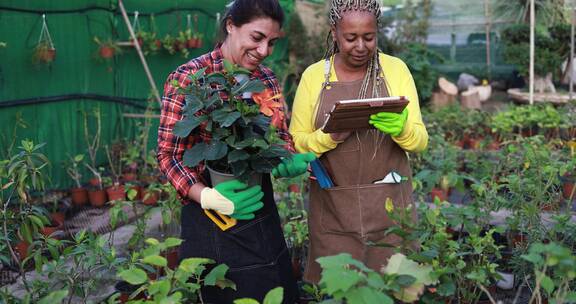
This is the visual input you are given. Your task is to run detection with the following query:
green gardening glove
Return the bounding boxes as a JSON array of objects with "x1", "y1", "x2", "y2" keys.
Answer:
[
  {"x1": 272, "y1": 152, "x2": 316, "y2": 178},
  {"x1": 200, "y1": 180, "x2": 264, "y2": 220},
  {"x1": 369, "y1": 108, "x2": 409, "y2": 137}
]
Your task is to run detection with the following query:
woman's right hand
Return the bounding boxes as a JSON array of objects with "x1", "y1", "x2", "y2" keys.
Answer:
[
  {"x1": 330, "y1": 132, "x2": 352, "y2": 142},
  {"x1": 199, "y1": 180, "x2": 264, "y2": 220}
]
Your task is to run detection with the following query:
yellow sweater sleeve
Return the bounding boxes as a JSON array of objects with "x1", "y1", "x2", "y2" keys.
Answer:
[
  {"x1": 382, "y1": 54, "x2": 429, "y2": 152},
  {"x1": 289, "y1": 63, "x2": 341, "y2": 156},
  {"x1": 289, "y1": 54, "x2": 428, "y2": 156}
]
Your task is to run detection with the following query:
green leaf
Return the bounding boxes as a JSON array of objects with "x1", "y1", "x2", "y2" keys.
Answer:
[
  {"x1": 436, "y1": 280, "x2": 456, "y2": 296},
  {"x1": 220, "y1": 112, "x2": 241, "y2": 127},
  {"x1": 540, "y1": 273, "x2": 554, "y2": 295},
  {"x1": 207, "y1": 72, "x2": 227, "y2": 86},
  {"x1": 232, "y1": 79, "x2": 266, "y2": 95},
  {"x1": 383, "y1": 253, "x2": 436, "y2": 285},
  {"x1": 396, "y1": 274, "x2": 417, "y2": 287},
  {"x1": 148, "y1": 280, "x2": 171, "y2": 297},
  {"x1": 37, "y1": 290, "x2": 68, "y2": 304},
  {"x1": 319, "y1": 268, "x2": 361, "y2": 294},
  {"x1": 142, "y1": 255, "x2": 168, "y2": 267},
  {"x1": 230, "y1": 161, "x2": 248, "y2": 177},
  {"x1": 263, "y1": 287, "x2": 284, "y2": 304},
  {"x1": 233, "y1": 299, "x2": 259, "y2": 304},
  {"x1": 118, "y1": 267, "x2": 148, "y2": 285},
  {"x1": 205, "y1": 140, "x2": 228, "y2": 161},
  {"x1": 190, "y1": 67, "x2": 207, "y2": 81},
  {"x1": 179, "y1": 258, "x2": 213, "y2": 274},
  {"x1": 223, "y1": 60, "x2": 235, "y2": 74},
  {"x1": 522, "y1": 253, "x2": 543, "y2": 265},
  {"x1": 204, "y1": 264, "x2": 229, "y2": 286},
  {"x1": 183, "y1": 95, "x2": 204, "y2": 115},
  {"x1": 173, "y1": 115, "x2": 207, "y2": 137},
  {"x1": 183, "y1": 143, "x2": 207, "y2": 167},
  {"x1": 228, "y1": 150, "x2": 250, "y2": 163},
  {"x1": 346, "y1": 286, "x2": 393, "y2": 304},
  {"x1": 163, "y1": 237, "x2": 183, "y2": 249}
]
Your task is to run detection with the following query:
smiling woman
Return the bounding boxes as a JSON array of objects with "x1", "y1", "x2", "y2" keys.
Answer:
[{"x1": 156, "y1": 0, "x2": 308, "y2": 303}]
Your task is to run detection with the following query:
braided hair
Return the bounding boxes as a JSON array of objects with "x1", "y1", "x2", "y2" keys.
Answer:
[{"x1": 324, "y1": 0, "x2": 383, "y2": 99}]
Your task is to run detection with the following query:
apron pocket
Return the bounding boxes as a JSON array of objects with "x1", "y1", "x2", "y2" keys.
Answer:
[
  {"x1": 320, "y1": 182, "x2": 413, "y2": 235},
  {"x1": 216, "y1": 214, "x2": 276, "y2": 270}
]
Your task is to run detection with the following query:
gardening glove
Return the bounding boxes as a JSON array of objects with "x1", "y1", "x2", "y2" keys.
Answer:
[
  {"x1": 369, "y1": 108, "x2": 409, "y2": 137},
  {"x1": 272, "y1": 152, "x2": 316, "y2": 178},
  {"x1": 200, "y1": 180, "x2": 264, "y2": 220}
]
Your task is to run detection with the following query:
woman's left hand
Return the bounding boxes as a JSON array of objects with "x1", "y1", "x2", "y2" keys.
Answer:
[
  {"x1": 369, "y1": 108, "x2": 409, "y2": 137},
  {"x1": 272, "y1": 152, "x2": 316, "y2": 178}
]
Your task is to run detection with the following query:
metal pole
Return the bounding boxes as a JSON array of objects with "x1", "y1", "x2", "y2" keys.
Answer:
[
  {"x1": 484, "y1": 0, "x2": 492, "y2": 80},
  {"x1": 118, "y1": 0, "x2": 162, "y2": 106},
  {"x1": 529, "y1": 0, "x2": 535, "y2": 105}
]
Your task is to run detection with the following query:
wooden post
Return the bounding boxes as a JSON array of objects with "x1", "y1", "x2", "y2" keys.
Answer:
[
  {"x1": 484, "y1": 0, "x2": 492, "y2": 80},
  {"x1": 571, "y1": 2, "x2": 575, "y2": 100},
  {"x1": 118, "y1": 0, "x2": 162, "y2": 106},
  {"x1": 529, "y1": 0, "x2": 535, "y2": 105}
]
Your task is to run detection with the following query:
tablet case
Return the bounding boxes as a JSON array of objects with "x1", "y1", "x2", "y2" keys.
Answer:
[{"x1": 321, "y1": 96, "x2": 409, "y2": 133}]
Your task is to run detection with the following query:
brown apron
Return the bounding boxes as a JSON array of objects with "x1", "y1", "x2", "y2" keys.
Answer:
[{"x1": 304, "y1": 69, "x2": 416, "y2": 284}]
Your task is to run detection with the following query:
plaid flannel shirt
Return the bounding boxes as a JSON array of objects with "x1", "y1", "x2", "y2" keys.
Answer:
[{"x1": 157, "y1": 45, "x2": 295, "y2": 202}]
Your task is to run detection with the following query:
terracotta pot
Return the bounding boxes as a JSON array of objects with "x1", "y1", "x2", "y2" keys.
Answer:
[
  {"x1": 36, "y1": 47, "x2": 56, "y2": 63},
  {"x1": 466, "y1": 137, "x2": 482, "y2": 150},
  {"x1": 115, "y1": 281, "x2": 145, "y2": 303},
  {"x1": 122, "y1": 173, "x2": 138, "y2": 183},
  {"x1": 563, "y1": 179, "x2": 575, "y2": 201},
  {"x1": 99, "y1": 46, "x2": 115, "y2": 58},
  {"x1": 106, "y1": 185, "x2": 126, "y2": 202},
  {"x1": 40, "y1": 225, "x2": 60, "y2": 238},
  {"x1": 291, "y1": 256, "x2": 302, "y2": 280},
  {"x1": 142, "y1": 190, "x2": 159, "y2": 206},
  {"x1": 50, "y1": 212, "x2": 66, "y2": 227},
  {"x1": 89, "y1": 178, "x2": 102, "y2": 187},
  {"x1": 512, "y1": 233, "x2": 528, "y2": 248},
  {"x1": 70, "y1": 187, "x2": 89, "y2": 206},
  {"x1": 430, "y1": 188, "x2": 449, "y2": 202},
  {"x1": 187, "y1": 38, "x2": 201, "y2": 49},
  {"x1": 128, "y1": 185, "x2": 143, "y2": 201},
  {"x1": 88, "y1": 189, "x2": 108, "y2": 207},
  {"x1": 164, "y1": 248, "x2": 179, "y2": 270},
  {"x1": 15, "y1": 241, "x2": 29, "y2": 261}
]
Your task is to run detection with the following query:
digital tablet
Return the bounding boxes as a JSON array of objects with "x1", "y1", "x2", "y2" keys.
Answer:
[{"x1": 321, "y1": 96, "x2": 409, "y2": 133}]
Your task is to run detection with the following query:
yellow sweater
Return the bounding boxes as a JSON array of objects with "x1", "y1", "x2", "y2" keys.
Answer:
[{"x1": 289, "y1": 53, "x2": 428, "y2": 156}]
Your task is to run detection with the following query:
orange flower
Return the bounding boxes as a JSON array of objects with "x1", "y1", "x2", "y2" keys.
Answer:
[
  {"x1": 270, "y1": 108, "x2": 285, "y2": 128},
  {"x1": 253, "y1": 89, "x2": 282, "y2": 117}
]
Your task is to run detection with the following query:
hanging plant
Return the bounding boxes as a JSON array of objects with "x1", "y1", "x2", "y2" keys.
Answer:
[
  {"x1": 33, "y1": 14, "x2": 56, "y2": 64},
  {"x1": 94, "y1": 37, "x2": 122, "y2": 59}
]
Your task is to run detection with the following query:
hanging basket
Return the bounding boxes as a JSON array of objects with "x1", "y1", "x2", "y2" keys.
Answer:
[
  {"x1": 34, "y1": 14, "x2": 56, "y2": 64},
  {"x1": 34, "y1": 43, "x2": 56, "y2": 63}
]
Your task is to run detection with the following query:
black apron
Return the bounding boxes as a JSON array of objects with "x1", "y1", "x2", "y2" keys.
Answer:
[{"x1": 180, "y1": 172, "x2": 299, "y2": 304}]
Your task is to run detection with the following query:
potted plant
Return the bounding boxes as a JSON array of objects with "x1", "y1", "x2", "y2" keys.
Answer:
[
  {"x1": 105, "y1": 145, "x2": 125, "y2": 202},
  {"x1": 65, "y1": 154, "x2": 88, "y2": 206},
  {"x1": 33, "y1": 41, "x2": 56, "y2": 64},
  {"x1": 93, "y1": 37, "x2": 121, "y2": 59},
  {"x1": 0, "y1": 140, "x2": 51, "y2": 287},
  {"x1": 173, "y1": 60, "x2": 291, "y2": 184},
  {"x1": 142, "y1": 182, "x2": 162, "y2": 206},
  {"x1": 84, "y1": 164, "x2": 107, "y2": 207}
]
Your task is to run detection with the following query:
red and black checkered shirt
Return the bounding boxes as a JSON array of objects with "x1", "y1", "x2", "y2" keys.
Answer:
[{"x1": 157, "y1": 44, "x2": 295, "y2": 202}]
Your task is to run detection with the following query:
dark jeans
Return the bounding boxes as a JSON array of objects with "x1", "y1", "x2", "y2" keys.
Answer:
[{"x1": 179, "y1": 174, "x2": 299, "y2": 304}]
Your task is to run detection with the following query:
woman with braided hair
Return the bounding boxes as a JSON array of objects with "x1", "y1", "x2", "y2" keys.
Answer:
[{"x1": 289, "y1": 0, "x2": 428, "y2": 283}]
